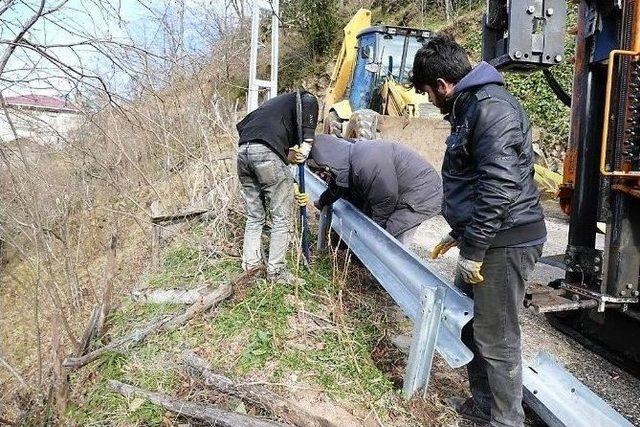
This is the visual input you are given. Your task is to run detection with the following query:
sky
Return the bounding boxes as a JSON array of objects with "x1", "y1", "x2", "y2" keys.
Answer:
[{"x1": 0, "y1": 0, "x2": 238, "y2": 99}]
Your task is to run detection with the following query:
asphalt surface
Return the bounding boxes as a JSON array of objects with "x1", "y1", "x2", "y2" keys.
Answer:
[{"x1": 411, "y1": 212, "x2": 640, "y2": 426}]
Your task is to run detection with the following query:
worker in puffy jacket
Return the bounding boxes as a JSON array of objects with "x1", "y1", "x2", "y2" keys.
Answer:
[
  {"x1": 308, "y1": 134, "x2": 442, "y2": 245},
  {"x1": 236, "y1": 91, "x2": 318, "y2": 282},
  {"x1": 412, "y1": 35, "x2": 546, "y2": 427}
]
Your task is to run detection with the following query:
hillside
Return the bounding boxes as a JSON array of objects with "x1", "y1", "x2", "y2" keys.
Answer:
[
  {"x1": 281, "y1": 2, "x2": 573, "y2": 171},
  {"x1": 0, "y1": 1, "x2": 576, "y2": 425}
]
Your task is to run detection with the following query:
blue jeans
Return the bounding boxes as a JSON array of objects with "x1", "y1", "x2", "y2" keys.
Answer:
[
  {"x1": 237, "y1": 143, "x2": 293, "y2": 275},
  {"x1": 455, "y1": 244, "x2": 543, "y2": 427}
]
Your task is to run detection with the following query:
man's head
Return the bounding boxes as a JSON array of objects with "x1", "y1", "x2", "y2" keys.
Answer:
[
  {"x1": 308, "y1": 134, "x2": 352, "y2": 188},
  {"x1": 411, "y1": 35, "x2": 472, "y2": 114}
]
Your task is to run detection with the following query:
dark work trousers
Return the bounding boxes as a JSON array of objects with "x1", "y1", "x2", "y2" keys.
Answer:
[{"x1": 455, "y1": 244, "x2": 543, "y2": 427}]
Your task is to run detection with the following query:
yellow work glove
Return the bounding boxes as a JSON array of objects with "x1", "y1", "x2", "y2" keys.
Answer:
[
  {"x1": 457, "y1": 255, "x2": 484, "y2": 284},
  {"x1": 293, "y1": 184, "x2": 309, "y2": 207},
  {"x1": 430, "y1": 234, "x2": 458, "y2": 259},
  {"x1": 288, "y1": 141, "x2": 313, "y2": 164}
]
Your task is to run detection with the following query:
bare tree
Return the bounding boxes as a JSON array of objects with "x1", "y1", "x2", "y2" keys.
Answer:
[{"x1": 0, "y1": 0, "x2": 251, "y2": 422}]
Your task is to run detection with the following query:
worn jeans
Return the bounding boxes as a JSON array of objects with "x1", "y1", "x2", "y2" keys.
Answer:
[
  {"x1": 455, "y1": 244, "x2": 543, "y2": 427},
  {"x1": 237, "y1": 142, "x2": 293, "y2": 275}
]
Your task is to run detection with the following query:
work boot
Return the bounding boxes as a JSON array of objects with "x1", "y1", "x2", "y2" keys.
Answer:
[{"x1": 445, "y1": 396, "x2": 491, "y2": 425}]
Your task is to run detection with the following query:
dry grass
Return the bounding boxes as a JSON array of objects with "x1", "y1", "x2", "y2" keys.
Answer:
[{"x1": 0, "y1": 46, "x2": 246, "y2": 421}]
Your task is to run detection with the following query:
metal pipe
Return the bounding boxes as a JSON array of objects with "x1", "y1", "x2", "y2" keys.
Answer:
[{"x1": 566, "y1": 2, "x2": 604, "y2": 286}]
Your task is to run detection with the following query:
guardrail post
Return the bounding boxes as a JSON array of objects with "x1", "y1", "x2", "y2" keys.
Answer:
[
  {"x1": 403, "y1": 284, "x2": 447, "y2": 398},
  {"x1": 317, "y1": 205, "x2": 333, "y2": 252}
]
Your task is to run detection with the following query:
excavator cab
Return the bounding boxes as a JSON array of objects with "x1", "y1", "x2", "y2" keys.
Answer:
[
  {"x1": 323, "y1": 9, "x2": 450, "y2": 169},
  {"x1": 323, "y1": 9, "x2": 443, "y2": 140},
  {"x1": 349, "y1": 26, "x2": 430, "y2": 112}
]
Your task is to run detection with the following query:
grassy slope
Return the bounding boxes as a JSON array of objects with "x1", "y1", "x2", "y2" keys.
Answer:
[{"x1": 61, "y1": 217, "x2": 466, "y2": 426}]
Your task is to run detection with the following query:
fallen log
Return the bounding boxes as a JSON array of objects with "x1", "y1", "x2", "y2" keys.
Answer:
[
  {"x1": 183, "y1": 351, "x2": 337, "y2": 427},
  {"x1": 108, "y1": 380, "x2": 288, "y2": 427},
  {"x1": 131, "y1": 287, "x2": 206, "y2": 305},
  {"x1": 151, "y1": 208, "x2": 210, "y2": 225},
  {"x1": 63, "y1": 269, "x2": 261, "y2": 370}
]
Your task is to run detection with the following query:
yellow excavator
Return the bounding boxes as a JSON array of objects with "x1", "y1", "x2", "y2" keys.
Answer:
[
  {"x1": 322, "y1": 9, "x2": 449, "y2": 169},
  {"x1": 322, "y1": 8, "x2": 563, "y2": 191}
]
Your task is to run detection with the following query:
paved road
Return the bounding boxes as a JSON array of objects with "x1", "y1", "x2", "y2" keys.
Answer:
[{"x1": 412, "y1": 213, "x2": 640, "y2": 425}]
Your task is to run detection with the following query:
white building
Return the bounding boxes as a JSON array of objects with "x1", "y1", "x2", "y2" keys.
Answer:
[{"x1": 0, "y1": 95, "x2": 83, "y2": 147}]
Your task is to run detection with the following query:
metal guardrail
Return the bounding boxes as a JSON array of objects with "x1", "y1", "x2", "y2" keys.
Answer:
[
  {"x1": 304, "y1": 168, "x2": 474, "y2": 396},
  {"x1": 523, "y1": 352, "x2": 634, "y2": 427},
  {"x1": 302, "y1": 168, "x2": 637, "y2": 425}
]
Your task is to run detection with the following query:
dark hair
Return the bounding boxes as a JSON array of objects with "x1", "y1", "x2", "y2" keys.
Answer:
[{"x1": 411, "y1": 35, "x2": 472, "y2": 87}]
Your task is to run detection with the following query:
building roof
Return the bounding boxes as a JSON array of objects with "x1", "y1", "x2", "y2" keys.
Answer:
[{"x1": 4, "y1": 95, "x2": 79, "y2": 112}]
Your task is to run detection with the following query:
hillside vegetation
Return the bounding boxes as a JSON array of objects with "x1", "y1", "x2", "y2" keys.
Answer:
[{"x1": 0, "y1": 1, "x2": 573, "y2": 425}]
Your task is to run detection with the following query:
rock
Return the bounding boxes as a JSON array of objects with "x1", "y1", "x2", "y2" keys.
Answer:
[{"x1": 391, "y1": 333, "x2": 412, "y2": 355}]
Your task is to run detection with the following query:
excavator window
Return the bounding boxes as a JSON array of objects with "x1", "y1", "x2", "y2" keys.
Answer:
[{"x1": 378, "y1": 33, "x2": 424, "y2": 83}]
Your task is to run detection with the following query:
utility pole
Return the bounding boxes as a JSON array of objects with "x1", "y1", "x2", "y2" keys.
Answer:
[{"x1": 247, "y1": 0, "x2": 279, "y2": 113}]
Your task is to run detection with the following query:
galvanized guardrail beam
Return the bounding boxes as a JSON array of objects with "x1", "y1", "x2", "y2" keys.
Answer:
[
  {"x1": 523, "y1": 352, "x2": 634, "y2": 427},
  {"x1": 304, "y1": 168, "x2": 474, "y2": 395},
  {"x1": 302, "y1": 167, "x2": 637, "y2": 425}
]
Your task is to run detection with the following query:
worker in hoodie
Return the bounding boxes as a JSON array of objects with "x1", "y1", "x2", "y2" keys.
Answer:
[
  {"x1": 236, "y1": 91, "x2": 318, "y2": 282},
  {"x1": 412, "y1": 36, "x2": 546, "y2": 427},
  {"x1": 308, "y1": 134, "x2": 442, "y2": 246}
]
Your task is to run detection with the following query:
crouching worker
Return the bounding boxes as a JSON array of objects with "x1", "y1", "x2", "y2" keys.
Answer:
[
  {"x1": 308, "y1": 134, "x2": 442, "y2": 245},
  {"x1": 236, "y1": 91, "x2": 318, "y2": 281}
]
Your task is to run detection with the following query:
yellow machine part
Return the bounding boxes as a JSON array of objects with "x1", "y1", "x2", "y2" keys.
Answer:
[
  {"x1": 379, "y1": 79, "x2": 429, "y2": 117},
  {"x1": 534, "y1": 164, "x2": 563, "y2": 194},
  {"x1": 322, "y1": 9, "x2": 372, "y2": 118},
  {"x1": 331, "y1": 99, "x2": 353, "y2": 121}
]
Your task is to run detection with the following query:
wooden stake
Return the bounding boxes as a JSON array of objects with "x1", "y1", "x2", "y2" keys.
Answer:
[
  {"x1": 183, "y1": 351, "x2": 337, "y2": 427},
  {"x1": 108, "y1": 380, "x2": 288, "y2": 427}
]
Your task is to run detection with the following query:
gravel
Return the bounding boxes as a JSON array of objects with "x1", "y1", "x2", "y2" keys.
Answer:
[{"x1": 410, "y1": 211, "x2": 640, "y2": 426}]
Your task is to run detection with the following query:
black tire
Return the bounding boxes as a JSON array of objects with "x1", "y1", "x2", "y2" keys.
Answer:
[
  {"x1": 344, "y1": 109, "x2": 380, "y2": 140},
  {"x1": 326, "y1": 110, "x2": 346, "y2": 137}
]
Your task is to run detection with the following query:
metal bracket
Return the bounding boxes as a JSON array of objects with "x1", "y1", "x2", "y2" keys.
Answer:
[
  {"x1": 561, "y1": 282, "x2": 638, "y2": 312},
  {"x1": 482, "y1": 0, "x2": 567, "y2": 71},
  {"x1": 403, "y1": 285, "x2": 446, "y2": 398},
  {"x1": 564, "y1": 245, "x2": 603, "y2": 276}
]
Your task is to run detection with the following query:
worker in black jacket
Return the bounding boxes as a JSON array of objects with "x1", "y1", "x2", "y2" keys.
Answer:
[
  {"x1": 236, "y1": 91, "x2": 318, "y2": 281},
  {"x1": 412, "y1": 36, "x2": 546, "y2": 427},
  {"x1": 308, "y1": 134, "x2": 442, "y2": 245}
]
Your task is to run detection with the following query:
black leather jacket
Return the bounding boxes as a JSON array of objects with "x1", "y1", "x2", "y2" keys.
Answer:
[{"x1": 443, "y1": 84, "x2": 546, "y2": 261}]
